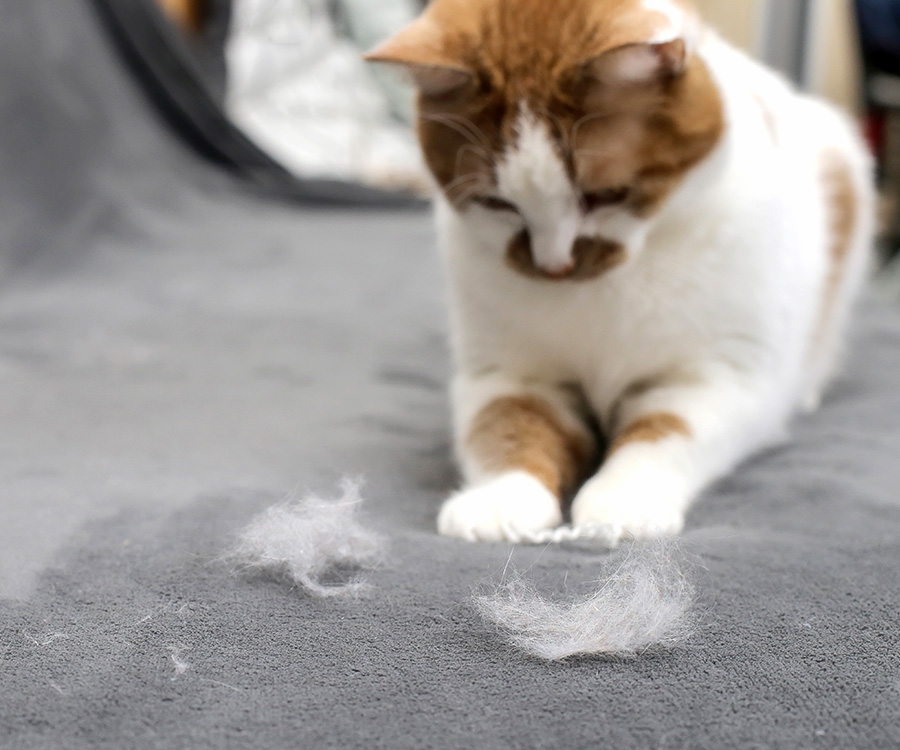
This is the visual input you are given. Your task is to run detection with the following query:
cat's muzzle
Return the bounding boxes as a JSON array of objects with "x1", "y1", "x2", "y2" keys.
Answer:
[{"x1": 506, "y1": 230, "x2": 627, "y2": 282}]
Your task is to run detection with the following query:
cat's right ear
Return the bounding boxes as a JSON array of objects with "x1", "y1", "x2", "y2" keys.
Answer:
[{"x1": 364, "y1": 20, "x2": 473, "y2": 97}]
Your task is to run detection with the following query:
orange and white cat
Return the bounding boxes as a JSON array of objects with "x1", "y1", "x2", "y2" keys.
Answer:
[{"x1": 367, "y1": 0, "x2": 875, "y2": 543}]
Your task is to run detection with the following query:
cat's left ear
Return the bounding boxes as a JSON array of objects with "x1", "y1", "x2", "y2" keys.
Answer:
[
  {"x1": 364, "y1": 20, "x2": 473, "y2": 97},
  {"x1": 583, "y1": 39, "x2": 688, "y2": 87}
]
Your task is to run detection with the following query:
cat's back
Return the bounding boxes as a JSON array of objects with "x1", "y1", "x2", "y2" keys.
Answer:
[
  {"x1": 697, "y1": 29, "x2": 868, "y2": 178},
  {"x1": 693, "y1": 26, "x2": 874, "y2": 403},
  {"x1": 686, "y1": 28, "x2": 872, "y2": 280}
]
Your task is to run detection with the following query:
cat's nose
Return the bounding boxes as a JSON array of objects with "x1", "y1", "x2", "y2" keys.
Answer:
[
  {"x1": 536, "y1": 254, "x2": 576, "y2": 276},
  {"x1": 529, "y1": 230, "x2": 577, "y2": 274},
  {"x1": 506, "y1": 230, "x2": 575, "y2": 279},
  {"x1": 542, "y1": 263, "x2": 576, "y2": 279}
]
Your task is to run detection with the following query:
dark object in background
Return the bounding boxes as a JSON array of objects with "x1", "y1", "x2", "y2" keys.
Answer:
[
  {"x1": 856, "y1": 0, "x2": 900, "y2": 77},
  {"x1": 855, "y1": 0, "x2": 900, "y2": 159},
  {"x1": 90, "y1": 0, "x2": 424, "y2": 207},
  {"x1": 856, "y1": 0, "x2": 900, "y2": 258},
  {"x1": 153, "y1": 0, "x2": 230, "y2": 103}
]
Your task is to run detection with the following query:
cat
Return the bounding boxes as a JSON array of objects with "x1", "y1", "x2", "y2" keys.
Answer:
[{"x1": 366, "y1": 0, "x2": 875, "y2": 543}]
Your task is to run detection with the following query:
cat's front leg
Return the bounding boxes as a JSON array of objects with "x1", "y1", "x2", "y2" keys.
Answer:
[
  {"x1": 572, "y1": 369, "x2": 788, "y2": 541},
  {"x1": 438, "y1": 372, "x2": 596, "y2": 542}
]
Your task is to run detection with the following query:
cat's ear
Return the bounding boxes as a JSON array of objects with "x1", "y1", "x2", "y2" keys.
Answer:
[
  {"x1": 584, "y1": 39, "x2": 688, "y2": 87},
  {"x1": 365, "y1": 20, "x2": 473, "y2": 97}
]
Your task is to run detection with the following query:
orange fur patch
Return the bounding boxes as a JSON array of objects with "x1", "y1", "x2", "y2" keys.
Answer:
[
  {"x1": 609, "y1": 412, "x2": 691, "y2": 454},
  {"x1": 466, "y1": 396, "x2": 595, "y2": 498},
  {"x1": 814, "y1": 148, "x2": 858, "y2": 348}
]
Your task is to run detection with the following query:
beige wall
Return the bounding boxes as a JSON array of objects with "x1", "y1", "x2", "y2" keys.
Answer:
[
  {"x1": 694, "y1": 0, "x2": 764, "y2": 54},
  {"x1": 693, "y1": 0, "x2": 862, "y2": 112},
  {"x1": 806, "y1": 0, "x2": 863, "y2": 113}
]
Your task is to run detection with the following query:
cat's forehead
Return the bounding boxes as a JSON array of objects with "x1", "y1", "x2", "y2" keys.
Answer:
[
  {"x1": 424, "y1": 0, "x2": 696, "y2": 71},
  {"x1": 367, "y1": 0, "x2": 701, "y2": 109}
]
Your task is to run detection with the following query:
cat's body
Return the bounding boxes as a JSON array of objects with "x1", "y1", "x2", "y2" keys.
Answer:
[{"x1": 368, "y1": 0, "x2": 875, "y2": 543}]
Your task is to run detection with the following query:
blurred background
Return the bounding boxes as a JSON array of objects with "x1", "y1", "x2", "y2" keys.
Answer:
[{"x1": 139, "y1": 0, "x2": 900, "y2": 264}]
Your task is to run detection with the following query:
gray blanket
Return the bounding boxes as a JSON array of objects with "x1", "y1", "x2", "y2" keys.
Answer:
[{"x1": 2, "y1": 2, "x2": 900, "y2": 749}]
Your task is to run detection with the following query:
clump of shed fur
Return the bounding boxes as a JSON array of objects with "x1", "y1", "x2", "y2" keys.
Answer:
[
  {"x1": 475, "y1": 542, "x2": 696, "y2": 660},
  {"x1": 231, "y1": 481, "x2": 386, "y2": 597}
]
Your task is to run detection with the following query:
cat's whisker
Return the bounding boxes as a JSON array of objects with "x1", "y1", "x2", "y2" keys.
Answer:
[
  {"x1": 443, "y1": 172, "x2": 485, "y2": 194},
  {"x1": 570, "y1": 111, "x2": 614, "y2": 145},
  {"x1": 422, "y1": 113, "x2": 493, "y2": 155},
  {"x1": 446, "y1": 114, "x2": 495, "y2": 153},
  {"x1": 458, "y1": 143, "x2": 491, "y2": 166},
  {"x1": 441, "y1": 171, "x2": 488, "y2": 199},
  {"x1": 449, "y1": 182, "x2": 490, "y2": 208},
  {"x1": 450, "y1": 182, "x2": 487, "y2": 204},
  {"x1": 532, "y1": 104, "x2": 568, "y2": 140},
  {"x1": 432, "y1": 112, "x2": 494, "y2": 152},
  {"x1": 454, "y1": 145, "x2": 491, "y2": 185},
  {"x1": 446, "y1": 149, "x2": 491, "y2": 199},
  {"x1": 444, "y1": 162, "x2": 489, "y2": 188},
  {"x1": 445, "y1": 184, "x2": 485, "y2": 206}
]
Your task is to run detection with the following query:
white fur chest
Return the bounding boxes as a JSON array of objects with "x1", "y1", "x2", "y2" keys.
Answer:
[{"x1": 439, "y1": 195, "x2": 787, "y2": 417}]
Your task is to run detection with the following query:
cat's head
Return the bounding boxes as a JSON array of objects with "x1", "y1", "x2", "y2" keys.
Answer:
[{"x1": 367, "y1": 0, "x2": 724, "y2": 281}]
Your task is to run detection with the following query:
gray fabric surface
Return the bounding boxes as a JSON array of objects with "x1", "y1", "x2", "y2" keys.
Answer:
[{"x1": 3, "y1": 2, "x2": 900, "y2": 749}]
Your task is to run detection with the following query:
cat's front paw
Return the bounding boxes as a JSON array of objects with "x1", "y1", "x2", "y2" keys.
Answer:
[
  {"x1": 437, "y1": 471, "x2": 562, "y2": 543},
  {"x1": 570, "y1": 470, "x2": 686, "y2": 542}
]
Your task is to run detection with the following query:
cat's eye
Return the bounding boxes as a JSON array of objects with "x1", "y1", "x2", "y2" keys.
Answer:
[
  {"x1": 472, "y1": 196, "x2": 519, "y2": 213},
  {"x1": 581, "y1": 188, "x2": 630, "y2": 212}
]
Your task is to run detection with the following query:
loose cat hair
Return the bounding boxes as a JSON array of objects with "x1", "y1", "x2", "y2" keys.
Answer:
[
  {"x1": 367, "y1": 0, "x2": 875, "y2": 543},
  {"x1": 475, "y1": 540, "x2": 696, "y2": 659}
]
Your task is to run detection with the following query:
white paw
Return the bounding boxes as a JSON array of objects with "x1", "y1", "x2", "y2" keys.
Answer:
[
  {"x1": 437, "y1": 471, "x2": 562, "y2": 543},
  {"x1": 570, "y1": 469, "x2": 687, "y2": 542}
]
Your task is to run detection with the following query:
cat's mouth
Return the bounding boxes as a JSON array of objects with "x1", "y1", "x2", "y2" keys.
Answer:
[{"x1": 506, "y1": 230, "x2": 626, "y2": 282}]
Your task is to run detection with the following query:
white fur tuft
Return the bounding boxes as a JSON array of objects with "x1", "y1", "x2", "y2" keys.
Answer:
[
  {"x1": 474, "y1": 542, "x2": 696, "y2": 660},
  {"x1": 230, "y1": 481, "x2": 386, "y2": 597},
  {"x1": 168, "y1": 645, "x2": 191, "y2": 677}
]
